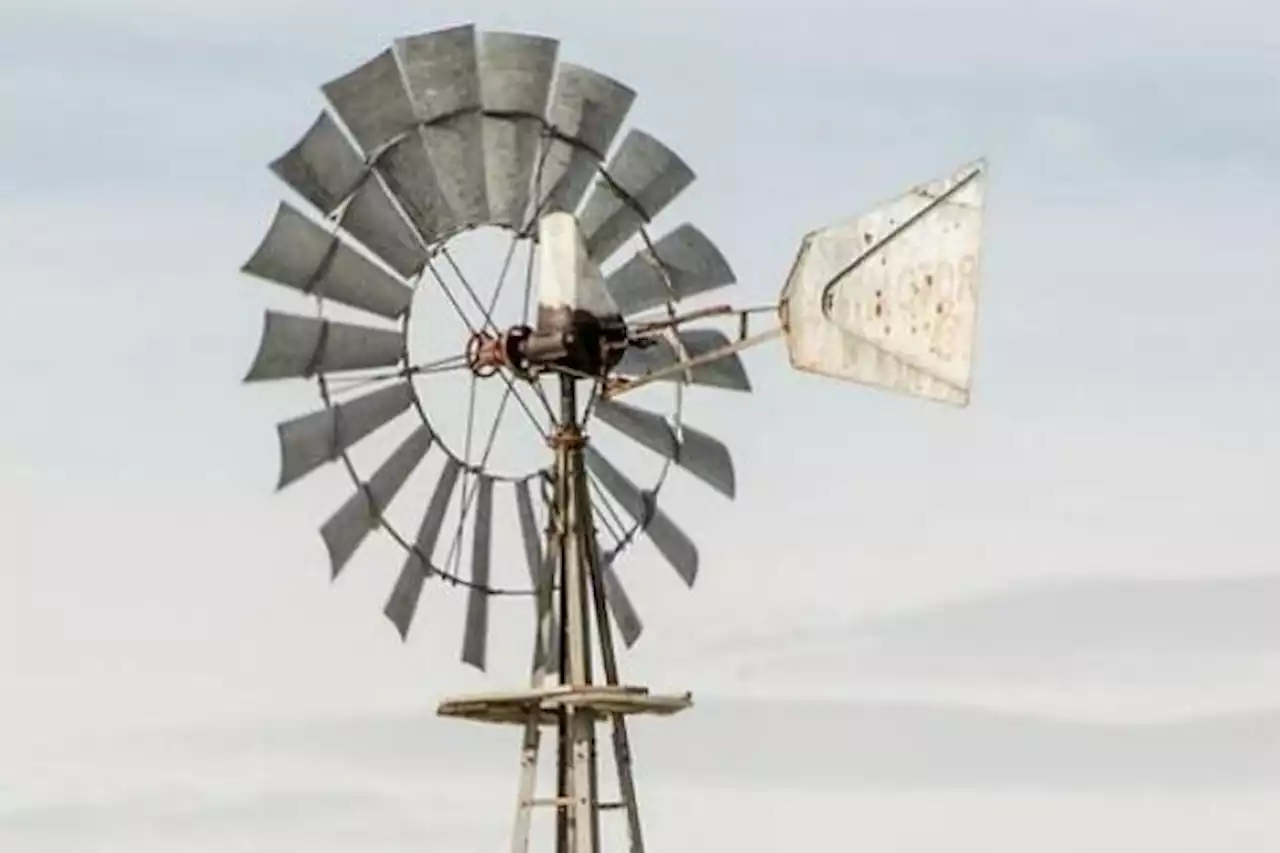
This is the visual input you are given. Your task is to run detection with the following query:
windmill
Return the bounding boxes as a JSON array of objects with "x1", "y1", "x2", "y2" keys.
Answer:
[{"x1": 239, "y1": 22, "x2": 986, "y2": 853}]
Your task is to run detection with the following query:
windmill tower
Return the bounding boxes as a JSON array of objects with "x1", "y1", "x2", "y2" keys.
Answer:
[{"x1": 239, "y1": 22, "x2": 986, "y2": 853}]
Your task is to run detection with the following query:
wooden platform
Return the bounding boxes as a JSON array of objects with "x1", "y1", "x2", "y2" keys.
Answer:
[{"x1": 437, "y1": 684, "x2": 693, "y2": 726}]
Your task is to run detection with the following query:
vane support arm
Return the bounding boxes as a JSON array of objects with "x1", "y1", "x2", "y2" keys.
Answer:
[{"x1": 603, "y1": 305, "x2": 783, "y2": 400}]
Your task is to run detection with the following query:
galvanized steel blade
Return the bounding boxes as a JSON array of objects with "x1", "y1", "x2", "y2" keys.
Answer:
[
  {"x1": 600, "y1": 559, "x2": 644, "y2": 647},
  {"x1": 417, "y1": 115, "x2": 490, "y2": 232},
  {"x1": 514, "y1": 477, "x2": 546, "y2": 586},
  {"x1": 515, "y1": 477, "x2": 558, "y2": 666},
  {"x1": 320, "y1": 423, "x2": 434, "y2": 578},
  {"x1": 780, "y1": 159, "x2": 986, "y2": 406},
  {"x1": 269, "y1": 112, "x2": 365, "y2": 215},
  {"x1": 606, "y1": 223, "x2": 736, "y2": 316},
  {"x1": 584, "y1": 446, "x2": 698, "y2": 587},
  {"x1": 395, "y1": 26, "x2": 489, "y2": 229},
  {"x1": 534, "y1": 63, "x2": 635, "y2": 214},
  {"x1": 321, "y1": 48, "x2": 417, "y2": 155},
  {"x1": 377, "y1": 134, "x2": 457, "y2": 245},
  {"x1": 338, "y1": 177, "x2": 428, "y2": 278},
  {"x1": 395, "y1": 25, "x2": 481, "y2": 121},
  {"x1": 275, "y1": 382, "x2": 414, "y2": 489},
  {"x1": 383, "y1": 561, "x2": 427, "y2": 642},
  {"x1": 615, "y1": 329, "x2": 752, "y2": 392},
  {"x1": 479, "y1": 30, "x2": 559, "y2": 116},
  {"x1": 478, "y1": 31, "x2": 559, "y2": 229},
  {"x1": 241, "y1": 203, "x2": 413, "y2": 320},
  {"x1": 244, "y1": 311, "x2": 405, "y2": 382},
  {"x1": 384, "y1": 457, "x2": 463, "y2": 639},
  {"x1": 593, "y1": 397, "x2": 735, "y2": 498},
  {"x1": 578, "y1": 129, "x2": 695, "y2": 263},
  {"x1": 461, "y1": 475, "x2": 495, "y2": 670}
]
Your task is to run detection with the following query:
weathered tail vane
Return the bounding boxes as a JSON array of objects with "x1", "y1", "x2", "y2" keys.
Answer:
[{"x1": 780, "y1": 159, "x2": 986, "y2": 406}]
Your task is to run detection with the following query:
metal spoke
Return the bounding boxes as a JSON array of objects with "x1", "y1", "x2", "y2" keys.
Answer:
[
  {"x1": 486, "y1": 232, "x2": 558, "y2": 429},
  {"x1": 483, "y1": 231, "x2": 522, "y2": 321},
  {"x1": 581, "y1": 378, "x2": 604, "y2": 428},
  {"x1": 503, "y1": 371, "x2": 556, "y2": 434},
  {"x1": 442, "y1": 247, "x2": 503, "y2": 334},
  {"x1": 592, "y1": 500, "x2": 625, "y2": 553},
  {"x1": 322, "y1": 368, "x2": 405, "y2": 394},
  {"x1": 410, "y1": 352, "x2": 472, "y2": 375},
  {"x1": 423, "y1": 258, "x2": 556, "y2": 431},
  {"x1": 425, "y1": 257, "x2": 482, "y2": 336},
  {"x1": 521, "y1": 229, "x2": 538, "y2": 328},
  {"x1": 443, "y1": 373, "x2": 482, "y2": 582},
  {"x1": 473, "y1": 233, "x2": 558, "y2": 421},
  {"x1": 441, "y1": 379, "x2": 519, "y2": 573},
  {"x1": 323, "y1": 353, "x2": 471, "y2": 396},
  {"x1": 315, "y1": 373, "x2": 532, "y2": 598},
  {"x1": 587, "y1": 472, "x2": 629, "y2": 552}
]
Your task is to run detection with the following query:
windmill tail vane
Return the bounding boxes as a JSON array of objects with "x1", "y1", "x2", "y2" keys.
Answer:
[{"x1": 237, "y1": 21, "x2": 987, "y2": 853}]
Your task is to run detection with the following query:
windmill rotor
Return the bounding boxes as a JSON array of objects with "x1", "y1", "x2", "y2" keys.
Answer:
[
  {"x1": 238, "y1": 21, "x2": 988, "y2": 853},
  {"x1": 241, "y1": 23, "x2": 743, "y2": 653}
]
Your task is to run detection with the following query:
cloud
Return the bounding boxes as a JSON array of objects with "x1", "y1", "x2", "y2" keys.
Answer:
[
  {"x1": 0, "y1": 788, "x2": 489, "y2": 851},
  {"x1": 60, "y1": 700, "x2": 1280, "y2": 794},
  {"x1": 3, "y1": 0, "x2": 1276, "y2": 204},
  {"x1": 8, "y1": 701, "x2": 1280, "y2": 851},
  {"x1": 724, "y1": 575, "x2": 1280, "y2": 690}
]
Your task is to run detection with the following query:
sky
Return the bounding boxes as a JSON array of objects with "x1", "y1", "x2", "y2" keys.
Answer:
[{"x1": 1, "y1": 0, "x2": 1278, "y2": 850}]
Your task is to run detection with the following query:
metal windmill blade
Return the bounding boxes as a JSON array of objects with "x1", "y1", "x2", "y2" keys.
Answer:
[{"x1": 238, "y1": 22, "x2": 990, "y2": 853}]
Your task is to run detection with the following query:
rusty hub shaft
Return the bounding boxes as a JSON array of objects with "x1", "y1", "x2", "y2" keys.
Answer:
[{"x1": 466, "y1": 314, "x2": 629, "y2": 380}]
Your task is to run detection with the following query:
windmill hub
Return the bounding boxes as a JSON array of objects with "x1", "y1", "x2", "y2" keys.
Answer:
[{"x1": 465, "y1": 312, "x2": 629, "y2": 380}]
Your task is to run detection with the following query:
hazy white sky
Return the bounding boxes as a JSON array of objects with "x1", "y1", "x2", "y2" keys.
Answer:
[{"x1": 2, "y1": 0, "x2": 1278, "y2": 850}]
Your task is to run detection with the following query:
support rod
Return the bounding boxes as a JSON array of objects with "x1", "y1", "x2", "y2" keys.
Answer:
[
  {"x1": 556, "y1": 376, "x2": 575, "y2": 853},
  {"x1": 578, "y1": 463, "x2": 646, "y2": 853},
  {"x1": 603, "y1": 326, "x2": 784, "y2": 399},
  {"x1": 563, "y1": 420, "x2": 601, "y2": 853}
]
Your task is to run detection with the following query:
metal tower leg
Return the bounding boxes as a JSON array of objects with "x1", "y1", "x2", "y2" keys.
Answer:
[
  {"x1": 560, "y1": 401, "x2": 601, "y2": 853},
  {"x1": 490, "y1": 377, "x2": 688, "y2": 853},
  {"x1": 577, "y1": 476, "x2": 646, "y2": 853},
  {"x1": 509, "y1": 480, "x2": 561, "y2": 853}
]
